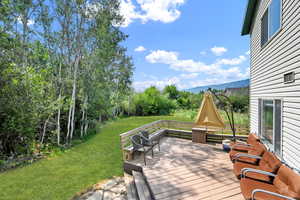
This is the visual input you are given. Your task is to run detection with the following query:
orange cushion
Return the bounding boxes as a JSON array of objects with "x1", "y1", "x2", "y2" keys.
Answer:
[
  {"x1": 259, "y1": 152, "x2": 282, "y2": 174},
  {"x1": 233, "y1": 161, "x2": 259, "y2": 176},
  {"x1": 232, "y1": 144, "x2": 254, "y2": 152},
  {"x1": 240, "y1": 178, "x2": 282, "y2": 200},
  {"x1": 247, "y1": 133, "x2": 260, "y2": 145},
  {"x1": 233, "y1": 162, "x2": 273, "y2": 182},
  {"x1": 275, "y1": 165, "x2": 300, "y2": 199}
]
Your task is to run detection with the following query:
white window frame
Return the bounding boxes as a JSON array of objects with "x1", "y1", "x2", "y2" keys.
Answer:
[
  {"x1": 261, "y1": 0, "x2": 282, "y2": 48},
  {"x1": 259, "y1": 98, "x2": 283, "y2": 157}
]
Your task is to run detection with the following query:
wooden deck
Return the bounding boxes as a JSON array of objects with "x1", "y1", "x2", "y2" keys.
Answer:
[{"x1": 130, "y1": 137, "x2": 243, "y2": 200}]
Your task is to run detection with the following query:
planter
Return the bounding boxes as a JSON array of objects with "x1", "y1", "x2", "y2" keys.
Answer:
[{"x1": 222, "y1": 139, "x2": 232, "y2": 152}]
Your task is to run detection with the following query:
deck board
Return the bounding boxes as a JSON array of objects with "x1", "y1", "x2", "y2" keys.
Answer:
[{"x1": 129, "y1": 137, "x2": 243, "y2": 200}]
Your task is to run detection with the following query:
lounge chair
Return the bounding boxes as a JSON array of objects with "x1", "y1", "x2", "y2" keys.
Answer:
[
  {"x1": 230, "y1": 142, "x2": 267, "y2": 163},
  {"x1": 240, "y1": 165, "x2": 300, "y2": 200},
  {"x1": 230, "y1": 133, "x2": 260, "y2": 152},
  {"x1": 233, "y1": 151, "x2": 282, "y2": 181},
  {"x1": 131, "y1": 134, "x2": 154, "y2": 165},
  {"x1": 140, "y1": 130, "x2": 160, "y2": 151}
]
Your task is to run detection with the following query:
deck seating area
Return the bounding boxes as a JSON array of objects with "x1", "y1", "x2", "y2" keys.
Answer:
[
  {"x1": 122, "y1": 123, "x2": 300, "y2": 200},
  {"x1": 126, "y1": 137, "x2": 243, "y2": 200}
]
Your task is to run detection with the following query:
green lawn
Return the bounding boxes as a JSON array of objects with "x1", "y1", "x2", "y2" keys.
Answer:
[
  {"x1": 0, "y1": 115, "x2": 190, "y2": 200},
  {"x1": 173, "y1": 109, "x2": 249, "y2": 126}
]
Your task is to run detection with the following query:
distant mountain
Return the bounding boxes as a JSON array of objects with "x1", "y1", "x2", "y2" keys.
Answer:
[{"x1": 185, "y1": 79, "x2": 249, "y2": 93}]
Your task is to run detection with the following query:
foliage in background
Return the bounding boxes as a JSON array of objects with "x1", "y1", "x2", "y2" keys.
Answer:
[
  {"x1": 0, "y1": 0, "x2": 133, "y2": 160},
  {"x1": 121, "y1": 85, "x2": 249, "y2": 119}
]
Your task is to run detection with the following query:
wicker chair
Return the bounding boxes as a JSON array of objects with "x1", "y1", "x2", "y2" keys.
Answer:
[
  {"x1": 140, "y1": 130, "x2": 160, "y2": 151},
  {"x1": 131, "y1": 134, "x2": 154, "y2": 165}
]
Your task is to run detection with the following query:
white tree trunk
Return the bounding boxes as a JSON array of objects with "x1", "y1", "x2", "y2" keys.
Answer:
[
  {"x1": 80, "y1": 107, "x2": 85, "y2": 138},
  {"x1": 41, "y1": 116, "x2": 50, "y2": 144},
  {"x1": 70, "y1": 55, "x2": 80, "y2": 141},
  {"x1": 66, "y1": 103, "x2": 72, "y2": 143},
  {"x1": 57, "y1": 62, "x2": 62, "y2": 145}
]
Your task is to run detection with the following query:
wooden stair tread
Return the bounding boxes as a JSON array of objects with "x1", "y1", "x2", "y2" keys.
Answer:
[{"x1": 133, "y1": 171, "x2": 152, "y2": 200}]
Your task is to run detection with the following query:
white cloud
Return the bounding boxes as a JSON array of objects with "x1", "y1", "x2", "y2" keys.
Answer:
[
  {"x1": 246, "y1": 50, "x2": 250, "y2": 55},
  {"x1": 216, "y1": 55, "x2": 247, "y2": 66},
  {"x1": 134, "y1": 46, "x2": 147, "y2": 52},
  {"x1": 180, "y1": 73, "x2": 199, "y2": 79},
  {"x1": 17, "y1": 16, "x2": 34, "y2": 26},
  {"x1": 138, "y1": 49, "x2": 250, "y2": 91},
  {"x1": 200, "y1": 51, "x2": 207, "y2": 56},
  {"x1": 119, "y1": 0, "x2": 185, "y2": 27},
  {"x1": 85, "y1": 2, "x2": 102, "y2": 18},
  {"x1": 133, "y1": 66, "x2": 249, "y2": 91},
  {"x1": 133, "y1": 76, "x2": 184, "y2": 92},
  {"x1": 146, "y1": 50, "x2": 178, "y2": 64},
  {"x1": 145, "y1": 50, "x2": 246, "y2": 73},
  {"x1": 211, "y1": 46, "x2": 227, "y2": 56}
]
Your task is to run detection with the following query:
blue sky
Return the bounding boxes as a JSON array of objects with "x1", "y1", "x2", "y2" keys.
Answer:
[{"x1": 120, "y1": 0, "x2": 250, "y2": 91}]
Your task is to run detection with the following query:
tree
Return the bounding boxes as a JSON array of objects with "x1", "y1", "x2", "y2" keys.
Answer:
[
  {"x1": 0, "y1": 0, "x2": 133, "y2": 159},
  {"x1": 163, "y1": 85, "x2": 180, "y2": 100}
]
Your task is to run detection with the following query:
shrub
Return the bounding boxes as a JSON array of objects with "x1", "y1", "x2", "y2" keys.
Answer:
[{"x1": 129, "y1": 87, "x2": 177, "y2": 116}]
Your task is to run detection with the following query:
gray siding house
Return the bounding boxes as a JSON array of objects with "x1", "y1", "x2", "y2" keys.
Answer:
[{"x1": 241, "y1": 0, "x2": 300, "y2": 170}]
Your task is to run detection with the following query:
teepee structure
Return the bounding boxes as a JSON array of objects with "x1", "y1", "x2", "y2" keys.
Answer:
[{"x1": 195, "y1": 92, "x2": 225, "y2": 129}]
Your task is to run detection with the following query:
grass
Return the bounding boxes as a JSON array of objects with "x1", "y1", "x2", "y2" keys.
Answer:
[
  {"x1": 0, "y1": 115, "x2": 191, "y2": 200},
  {"x1": 173, "y1": 109, "x2": 249, "y2": 126}
]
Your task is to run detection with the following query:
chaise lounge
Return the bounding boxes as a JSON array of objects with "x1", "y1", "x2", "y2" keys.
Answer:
[
  {"x1": 233, "y1": 151, "x2": 282, "y2": 182},
  {"x1": 230, "y1": 141, "x2": 267, "y2": 163},
  {"x1": 240, "y1": 165, "x2": 300, "y2": 200}
]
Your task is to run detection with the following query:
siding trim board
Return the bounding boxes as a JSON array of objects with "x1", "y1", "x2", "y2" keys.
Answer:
[{"x1": 247, "y1": 0, "x2": 300, "y2": 170}]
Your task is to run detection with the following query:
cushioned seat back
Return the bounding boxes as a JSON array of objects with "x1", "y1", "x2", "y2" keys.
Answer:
[
  {"x1": 247, "y1": 133, "x2": 259, "y2": 145},
  {"x1": 274, "y1": 165, "x2": 300, "y2": 199},
  {"x1": 258, "y1": 151, "x2": 282, "y2": 173},
  {"x1": 247, "y1": 142, "x2": 267, "y2": 156}
]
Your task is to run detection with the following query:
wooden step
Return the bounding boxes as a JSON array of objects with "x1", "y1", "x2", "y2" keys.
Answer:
[
  {"x1": 133, "y1": 171, "x2": 153, "y2": 200},
  {"x1": 125, "y1": 173, "x2": 139, "y2": 200}
]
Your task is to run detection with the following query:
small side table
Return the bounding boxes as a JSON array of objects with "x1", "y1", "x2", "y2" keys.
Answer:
[{"x1": 192, "y1": 127, "x2": 217, "y2": 144}]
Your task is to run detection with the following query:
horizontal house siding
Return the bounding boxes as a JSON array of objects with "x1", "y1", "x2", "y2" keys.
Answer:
[{"x1": 249, "y1": 0, "x2": 300, "y2": 170}]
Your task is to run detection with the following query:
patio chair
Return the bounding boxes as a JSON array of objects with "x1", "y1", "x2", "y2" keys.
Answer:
[
  {"x1": 131, "y1": 134, "x2": 154, "y2": 165},
  {"x1": 230, "y1": 142, "x2": 267, "y2": 163},
  {"x1": 240, "y1": 165, "x2": 300, "y2": 200},
  {"x1": 233, "y1": 151, "x2": 282, "y2": 182},
  {"x1": 140, "y1": 130, "x2": 160, "y2": 151},
  {"x1": 230, "y1": 133, "x2": 260, "y2": 152}
]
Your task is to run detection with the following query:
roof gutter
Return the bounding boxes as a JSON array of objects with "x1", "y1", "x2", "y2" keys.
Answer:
[{"x1": 241, "y1": 0, "x2": 258, "y2": 36}]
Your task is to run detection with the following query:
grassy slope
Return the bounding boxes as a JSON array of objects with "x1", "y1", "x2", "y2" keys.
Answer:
[{"x1": 0, "y1": 115, "x2": 189, "y2": 200}]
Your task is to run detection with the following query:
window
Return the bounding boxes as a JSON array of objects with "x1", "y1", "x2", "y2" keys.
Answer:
[
  {"x1": 261, "y1": 0, "x2": 282, "y2": 47},
  {"x1": 261, "y1": 11, "x2": 269, "y2": 46},
  {"x1": 284, "y1": 72, "x2": 295, "y2": 83},
  {"x1": 262, "y1": 100, "x2": 274, "y2": 143},
  {"x1": 260, "y1": 99, "x2": 282, "y2": 155},
  {"x1": 274, "y1": 100, "x2": 282, "y2": 155}
]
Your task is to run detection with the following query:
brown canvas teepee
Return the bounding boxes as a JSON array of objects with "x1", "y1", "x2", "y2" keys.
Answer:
[{"x1": 195, "y1": 92, "x2": 225, "y2": 129}]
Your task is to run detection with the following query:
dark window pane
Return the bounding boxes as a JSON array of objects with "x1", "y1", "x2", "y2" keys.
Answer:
[
  {"x1": 261, "y1": 10, "x2": 269, "y2": 46},
  {"x1": 274, "y1": 100, "x2": 282, "y2": 155},
  {"x1": 269, "y1": 0, "x2": 281, "y2": 37}
]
